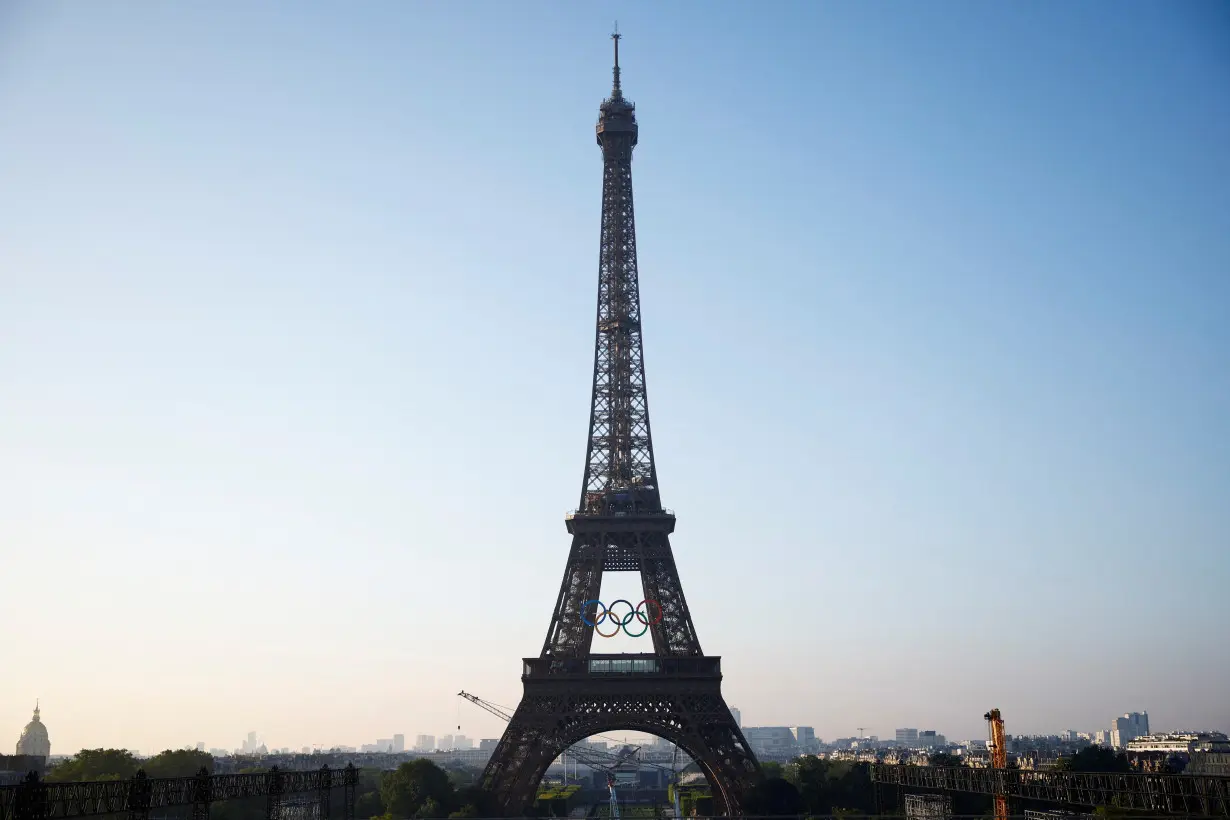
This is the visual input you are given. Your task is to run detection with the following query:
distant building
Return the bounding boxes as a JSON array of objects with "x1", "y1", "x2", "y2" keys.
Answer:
[
  {"x1": 414, "y1": 735, "x2": 435, "y2": 751},
  {"x1": 15, "y1": 704, "x2": 50, "y2": 759},
  {"x1": 1187, "y1": 753, "x2": 1230, "y2": 776},
  {"x1": 918, "y1": 730, "x2": 947, "y2": 748},
  {"x1": 791, "y1": 727, "x2": 819, "y2": 754},
  {"x1": 896, "y1": 728, "x2": 919, "y2": 747},
  {"x1": 479, "y1": 739, "x2": 499, "y2": 751},
  {"x1": 742, "y1": 727, "x2": 797, "y2": 761},
  {"x1": 730, "y1": 708, "x2": 741, "y2": 728},
  {"x1": 439, "y1": 735, "x2": 454, "y2": 751},
  {"x1": 392, "y1": 735, "x2": 404, "y2": 753},
  {"x1": 1111, "y1": 713, "x2": 1149, "y2": 748},
  {"x1": 1126, "y1": 732, "x2": 1229, "y2": 754}
]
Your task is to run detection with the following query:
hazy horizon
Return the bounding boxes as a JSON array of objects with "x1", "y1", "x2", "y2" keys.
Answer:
[{"x1": 2, "y1": 2, "x2": 1228, "y2": 757}]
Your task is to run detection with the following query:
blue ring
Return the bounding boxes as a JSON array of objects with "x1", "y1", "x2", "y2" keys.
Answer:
[{"x1": 580, "y1": 599, "x2": 606, "y2": 627}]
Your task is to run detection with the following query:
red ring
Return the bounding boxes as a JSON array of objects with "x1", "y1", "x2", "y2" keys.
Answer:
[{"x1": 636, "y1": 599, "x2": 663, "y2": 626}]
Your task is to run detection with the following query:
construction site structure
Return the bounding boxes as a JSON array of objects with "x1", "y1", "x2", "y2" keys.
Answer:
[
  {"x1": 274, "y1": 797, "x2": 322, "y2": 820},
  {"x1": 1024, "y1": 811, "x2": 1094, "y2": 820},
  {"x1": 986, "y1": 708, "x2": 1008, "y2": 820},
  {"x1": 905, "y1": 793, "x2": 952, "y2": 820}
]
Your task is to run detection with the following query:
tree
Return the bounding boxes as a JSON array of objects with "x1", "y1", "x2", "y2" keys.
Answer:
[
  {"x1": 744, "y1": 776, "x2": 803, "y2": 816},
  {"x1": 355, "y1": 790, "x2": 384, "y2": 819},
  {"x1": 1055, "y1": 746, "x2": 1131, "y2": 774},
  {"x1": 381, "y1": 760, "x2": 456, "y2": 819},
  {"x1": 760, "y1": 761, "x2": 784, "y2": 780},
  {"x1": 414, "y1": 797, "x2": 442, "y2": 819},
  {"x1": 45, "y1": 749, "x2": 139, "y2": 782},
  {"x1": 143, "y1": 749, "x2": 214, "y2": 778},
  {"x1": 354, "y1": 769, "x2": 387, "y2": 819},
  {"x1": 442, "y1": 763, "x2": 482, "y2": 789},
  {"x1": 784, "y1": 756, "x2": 877, "y2": 816},
  {"x1": 453, "y1": 785, "x2": 497, "y2": 818},
  {"x1": 928, "y1": 752, "x2": 963, "y2": 768}
]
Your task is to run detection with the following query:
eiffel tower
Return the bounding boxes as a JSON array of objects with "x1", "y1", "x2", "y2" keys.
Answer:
[{"x1": 480, "y1": 33, "x2": 761, "y2": 816}]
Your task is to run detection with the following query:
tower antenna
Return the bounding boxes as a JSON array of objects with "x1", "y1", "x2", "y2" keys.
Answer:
[{"x1": 611, "y1": 24, "x2": 622, "y2": 95}]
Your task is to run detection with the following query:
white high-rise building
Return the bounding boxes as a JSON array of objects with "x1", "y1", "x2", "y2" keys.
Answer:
[
  {"x1": 896, "y1": 728, "x2": 919, "y2": 747},
  {"x1": 415, "y1": 735, "x2": 435, "y2": 751},
  {"x1": 742, "y1": 727, "x2": 797, "y2": 760},
  {"x1": 791, "y1": 727, "x2": 819, "y2": 754},
  {"x1": 1111, "y1": 713, "x2": 1149, "y2": 748},
  {"x1": 730, "y1": 707, "x2": 741, "y2": 727}
]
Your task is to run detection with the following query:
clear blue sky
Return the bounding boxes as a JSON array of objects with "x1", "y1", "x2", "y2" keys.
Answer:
[{"x1": 2, "y1": 1, "x2": 1227, "y2": 754}]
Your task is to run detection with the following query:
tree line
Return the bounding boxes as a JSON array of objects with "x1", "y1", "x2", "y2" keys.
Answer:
[
  {"x1": 38, "y1": 750, "x2": 488, "y2": 820},
  {"x1": 38, "y1": 745, "x2": 1136, "y2": 818}
]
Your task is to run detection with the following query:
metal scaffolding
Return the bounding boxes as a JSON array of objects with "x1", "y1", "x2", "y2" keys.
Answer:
[
  {"x1": 905, "y1": 793, "x2": 952, "y2": 820},
  {"x1": 872, "y1": 764, "x2": 1230, "y2": 816}
]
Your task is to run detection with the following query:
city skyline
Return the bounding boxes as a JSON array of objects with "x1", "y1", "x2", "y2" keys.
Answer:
[
  {"x1": 3, "y1": 2, "x2": 1228, "y2": 756},
  {"x1": 6, "y1": 700, "x2": 1217, "y2": 760}
]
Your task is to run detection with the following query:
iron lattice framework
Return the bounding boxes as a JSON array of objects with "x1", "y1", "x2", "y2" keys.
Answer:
[
  {"x1": 481, "y1": 34, "x2": 760, "y2": 817},
  {"x1": 871, "y1": 765, "x2": 1230, "y2": 816},
  {"x1": 0, "y1": 766, "x2": 357, "y2": 820}
]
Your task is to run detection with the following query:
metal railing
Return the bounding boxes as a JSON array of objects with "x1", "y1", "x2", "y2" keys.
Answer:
[
  {"x1": 0, "y1": 765, "x2": 358, "y2": 820},
  {"x1": 522, "y1": 655, "x2": 721, "y2": 678},
  {"x1": 871, "y1": 764, "x2": 1230, "y2": 816}
]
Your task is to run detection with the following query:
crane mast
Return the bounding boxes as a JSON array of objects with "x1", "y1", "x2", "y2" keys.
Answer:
[
  {"x1": 458, "y1": 690, "x2": 513, "y2": 721},
  {"x1": 985, "y1": 708, "x2": 1008, "y2": 820}
]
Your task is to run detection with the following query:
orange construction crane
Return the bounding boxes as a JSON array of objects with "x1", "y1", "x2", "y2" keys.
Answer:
[{"x1": 985, "y1": 709, "x2": 1008, "y2": 820}]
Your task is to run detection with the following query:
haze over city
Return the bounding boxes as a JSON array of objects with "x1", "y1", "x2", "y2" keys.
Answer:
[{"x1": 2, "y1": 0, "x2": 1228, "y2": 759}]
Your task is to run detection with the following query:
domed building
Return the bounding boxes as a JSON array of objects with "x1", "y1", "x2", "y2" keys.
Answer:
[{"x1": 15, "y1": 703, "x2": 50, "y2": 759}]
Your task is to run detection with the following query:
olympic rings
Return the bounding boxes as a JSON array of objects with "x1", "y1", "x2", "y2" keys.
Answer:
[{"x1": 579, "y1": 599, "x2": 663, "y2": 638}]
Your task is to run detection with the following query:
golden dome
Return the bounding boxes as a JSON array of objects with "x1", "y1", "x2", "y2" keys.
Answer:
[{"x1": 16, "y1": 702, "x2": 50, "y2": 758}]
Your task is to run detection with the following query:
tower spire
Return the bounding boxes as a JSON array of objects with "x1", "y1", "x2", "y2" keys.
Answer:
[{"x1": 611, "y1": 25, "x2": 622, "y2": 96}]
